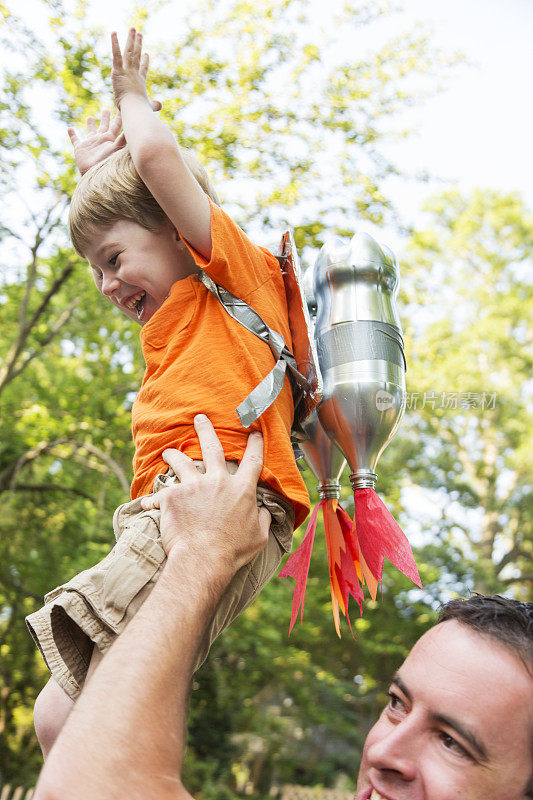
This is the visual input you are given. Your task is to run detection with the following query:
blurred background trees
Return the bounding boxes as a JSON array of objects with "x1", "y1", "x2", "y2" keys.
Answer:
[{"x1": 0, "y1": 0, "x2": 531, "y2": 792}]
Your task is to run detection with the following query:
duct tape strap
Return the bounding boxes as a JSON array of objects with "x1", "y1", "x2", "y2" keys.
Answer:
[
  {"x1": 316, "y1": 320, "x2": 406, "y2": 372},
  {"x1": 197, "y1": 269, "x2": 312, "y2": 428}
]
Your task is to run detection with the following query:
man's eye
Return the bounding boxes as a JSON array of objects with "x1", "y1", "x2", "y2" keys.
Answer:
[
  {"x1": 387, "y1": 691, "x2": 406, "y2": 713},
  {"x1": 440, "y1": 732, "x2": 471, "y2": 759},
  {"x1": 109, "y1": 253, "x2": 120, "y2": 266},
  {"x1": 92, "y1": 268, "x2": 103, "y2": 282}
]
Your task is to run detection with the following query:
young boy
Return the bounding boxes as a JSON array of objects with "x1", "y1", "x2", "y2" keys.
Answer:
[{"x1": 27, "y1": 29, "x2": 309, "y2": 755}]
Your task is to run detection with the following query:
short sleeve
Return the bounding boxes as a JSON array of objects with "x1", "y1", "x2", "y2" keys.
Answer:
[{"x1": 179, "y1": 198, "x2": 280, "y2": 300}]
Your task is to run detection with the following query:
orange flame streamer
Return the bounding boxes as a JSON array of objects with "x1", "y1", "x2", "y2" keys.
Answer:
[{"x1": 280, "y1": 499, "x2": 364, "y2": 636}]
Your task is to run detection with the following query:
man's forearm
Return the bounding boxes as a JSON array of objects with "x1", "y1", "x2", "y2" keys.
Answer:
[
  {"x1": 35, "y1": 545, "x2": 230, "y2": 800},
  {"x1": 34, "y1": 414, "x2": 268, "y2": 800}
]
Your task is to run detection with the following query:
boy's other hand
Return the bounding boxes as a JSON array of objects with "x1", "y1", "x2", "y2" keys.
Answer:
[
  {"x1": 68, "y1": 109, "x2": 125, "y2": 175},
  {"x1": 68, "y1": 102, "x2": 161, "y2": 175},
  {"x1": 111, "y1": 29, "x2": 152, "y2": 110},
  {"x1": 140, "y1": 416, "x2": 270, "y2": 577}
]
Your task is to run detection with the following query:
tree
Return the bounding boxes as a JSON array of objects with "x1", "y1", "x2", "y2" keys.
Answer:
[{"x1": 400, "y1": 187, "x2": 533, "y2": 596}]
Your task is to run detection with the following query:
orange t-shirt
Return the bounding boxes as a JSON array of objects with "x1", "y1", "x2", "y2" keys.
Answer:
[{"x1": 131, "y1": 200, "x2": 310, "y2": 529}]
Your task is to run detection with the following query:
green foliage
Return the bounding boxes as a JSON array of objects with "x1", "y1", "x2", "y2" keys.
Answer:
[{"x1": 401, "y1": 188, "x2": 533, "y2": 596}]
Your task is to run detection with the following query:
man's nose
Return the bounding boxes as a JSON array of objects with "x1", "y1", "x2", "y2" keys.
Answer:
[
  {"x1": 366, "y1": 720, "x2": 418, "y2": 780},
  {"x1": 101, "y1": 273, "x2": 121, "y2": 297}
]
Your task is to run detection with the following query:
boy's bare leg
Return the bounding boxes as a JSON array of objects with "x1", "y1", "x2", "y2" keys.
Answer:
[
  {"x1": 33, "y1": 645, "x2": 103, "y2": 759},
  {"x1": 33, "y1": 678, "x2": 74, "y2": 760}
]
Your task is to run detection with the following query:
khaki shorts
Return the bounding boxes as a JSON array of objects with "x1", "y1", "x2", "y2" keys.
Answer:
[{"x1": 25, "y1": 462, "x2": 294, "y2": 700}]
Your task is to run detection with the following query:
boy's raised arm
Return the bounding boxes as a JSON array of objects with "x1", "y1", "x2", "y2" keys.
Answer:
[{"x1": 111, "y1": 29, "x2": 212, "y2": 260}]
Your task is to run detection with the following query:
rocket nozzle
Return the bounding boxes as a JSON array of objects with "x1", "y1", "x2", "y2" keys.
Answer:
[
  {"x1": 318, "y1": 480, "x2": 342, "y2": 501},
  {"x1": 349, "y1": 470, "x2": 377, "y2": 491}
]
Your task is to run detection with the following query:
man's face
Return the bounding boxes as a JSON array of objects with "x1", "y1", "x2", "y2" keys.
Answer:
[{"x1": 355, "y1": 620, "x2": 533, "y2": 800}]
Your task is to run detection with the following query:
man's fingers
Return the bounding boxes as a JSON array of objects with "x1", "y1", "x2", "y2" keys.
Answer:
[
  {"x1": 114, "y1": 131, "x2": 127, "y2": 149},
  {"x1": 238, "y1": 430, "x2": 264, "y2": 485},
  {"x1": 161, "y1": 447, "x2": 197, "y2": 480},
  {"x1": 86, "y1": 116, "x2": 96, "y2": 135},
  {"x1": 110, "y1": 32, "x2": 123, "y2": 68},
  {"x1": 140, "y1": 493, "x2": 161, "y2": 511},
  {"x1": 194, "y1": 415, "x2": 226, "y2": 472},
  {"x1": 97, "y1": 109, "x2": 110, "y2": 134}
]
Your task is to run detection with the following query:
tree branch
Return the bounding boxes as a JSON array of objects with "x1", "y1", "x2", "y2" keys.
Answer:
[
  {"x1": 0, "y1": 266, "x2": 76, "y2": 396},
  {"x1": 0, "y1": 572, "x2": 43, "y2": 603},
  {"x1": 497, "y1": 542, "x2": 526, "y2": 573},
  {"x1": 2, "y1": 297, "x2": 79, "y2": 389},
  {"x1": 1, "y1": 438, "x2": 130, "y2": 497},
  {"x1": 11, "y1": 483, "x2": 94, "y2": 500},
  {"x1": 76, "y1": 442, "x2": 131, "y2": 494},
  {"x1": 501, "y1": 572, "x2": 533, "y2": 586},
  {"x1": 0, "y1": 439, "x2": 70, "y2": 493},
  {"x1": 18, "y1": 230, "x2": 40, "y2": 332},
  {"x1": 24, "y1": 260, "x2": 74, "y2": 338},
  {"x1": 17, "y1": 200, "x2": 63, "y2": 331}
]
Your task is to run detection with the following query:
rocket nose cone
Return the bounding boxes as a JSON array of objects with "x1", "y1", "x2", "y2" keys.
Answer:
[
  {"x1": 348, "y1": 231, "x2": 394, "y2": 267},
  {"x1": 315, "y1": 235, "x2": 349, "y2": 268},
  {"x1": 346, "y1": 232, "x2": 399, "y2": 294}
]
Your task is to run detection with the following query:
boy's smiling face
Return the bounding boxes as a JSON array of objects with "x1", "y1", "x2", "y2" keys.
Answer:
[{"x1": 84, "y1": 218, "x2": 197, "y2": 325}]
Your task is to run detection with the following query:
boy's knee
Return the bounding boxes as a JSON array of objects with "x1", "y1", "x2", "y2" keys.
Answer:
[{"x1": 34, "y1": 678, "x2": 74, "y2": 760}]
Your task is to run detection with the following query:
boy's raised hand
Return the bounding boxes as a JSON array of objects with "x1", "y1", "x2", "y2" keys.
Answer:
[
  {"x1": 111, "y1": 29, "x2": 152, "y2": 110},
  {"x1": 68, "y1": 100, "x2": 162, "y2": 175},
  {"x1": 67, "y1": 109, "x2": 126, "y2": 175}
]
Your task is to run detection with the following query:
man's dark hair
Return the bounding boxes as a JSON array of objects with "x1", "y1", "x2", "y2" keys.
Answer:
[
  {"x1": 438, "y1": 593, "x2": 533, "y2": 673},
  {"x1": 439, "y1": 593, "x2": 533, "y2": 797}
]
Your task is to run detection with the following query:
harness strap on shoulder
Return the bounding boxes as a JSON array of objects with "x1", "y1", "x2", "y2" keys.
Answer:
[{"x1": 197, "y1": 269, "x2": 312, "y2": 428}]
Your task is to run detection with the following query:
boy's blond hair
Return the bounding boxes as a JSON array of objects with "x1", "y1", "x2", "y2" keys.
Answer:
[{"x1": 69, "y1": 145, "x2": 220, "y2": 256}]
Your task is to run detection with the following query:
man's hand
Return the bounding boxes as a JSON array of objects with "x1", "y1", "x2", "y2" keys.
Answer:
[
  {"x1": 111, "y1": 28, "x2": 153, "y2": 110},
  {"x1": 141, "y1": 416, "x2": 270, "y2": 578}
]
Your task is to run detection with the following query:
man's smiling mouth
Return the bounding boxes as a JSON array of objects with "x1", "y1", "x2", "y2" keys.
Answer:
[{"x1": 363, "y1": 790, "x2": 393, "y2": 800}]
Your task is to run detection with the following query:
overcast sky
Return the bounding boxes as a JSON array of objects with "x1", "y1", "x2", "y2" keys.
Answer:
[
  {"x1": 380, "y1": 0, "x2": 533, "y2": 215},
  {"x1": 7, "y1": 0, "x2": 533, "y2": 245},
  {"x1": 79, "y1": 0, "x2": 533, "y2": 206}
]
